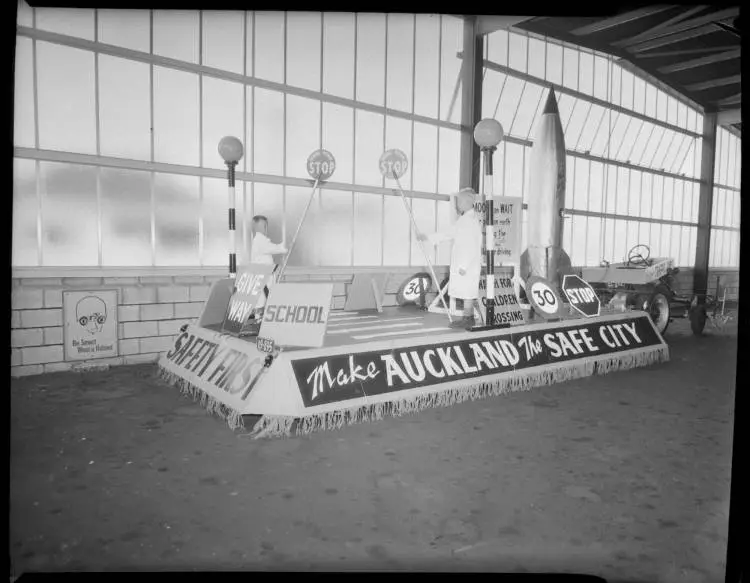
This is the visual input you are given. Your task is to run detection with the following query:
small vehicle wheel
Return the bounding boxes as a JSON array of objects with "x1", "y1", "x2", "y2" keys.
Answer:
[
  {"x1": 645, "y1": 285, "x2": 671, "y2": 335},
  {"x1": 690, "y1": 304, "x2": 708, "y2": 336},
  {"x1": 396, "y1": 272, "x2": 433, "y2": 306}
]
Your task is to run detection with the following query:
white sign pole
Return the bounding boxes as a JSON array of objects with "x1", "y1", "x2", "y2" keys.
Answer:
[{"x1": 380, "y1": 151, "x2": 452, "y2": 323}]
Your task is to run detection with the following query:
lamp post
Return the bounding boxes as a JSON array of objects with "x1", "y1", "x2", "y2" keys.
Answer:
[
  {"x1": 218, "y1": 136, "x2": 244, "y2": 279},
  {"x1": 473, "y1": 119, "x2": 504, "y2": 327}
]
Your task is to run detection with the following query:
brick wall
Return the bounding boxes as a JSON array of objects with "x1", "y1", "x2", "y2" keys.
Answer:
[{"x1": 10, "y1": 266, "x2": 448, "y2": 378}]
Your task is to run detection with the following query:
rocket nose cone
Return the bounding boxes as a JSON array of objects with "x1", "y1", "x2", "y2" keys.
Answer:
[{"x1": 543, "y1": 89, "x2": 559, "y2": 115}]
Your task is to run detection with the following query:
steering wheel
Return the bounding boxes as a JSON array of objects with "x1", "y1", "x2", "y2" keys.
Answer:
[{"x1": 627, "y1": 244, "x2": 651, "y2": 266}]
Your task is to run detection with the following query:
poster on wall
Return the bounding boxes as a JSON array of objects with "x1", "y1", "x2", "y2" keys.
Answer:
[
  {"x1": 63, "y1": 290, "x2": 119, "y2": 361},
  {"x1": 476, "y1": 196, "x2": 523, "y2": 266}
]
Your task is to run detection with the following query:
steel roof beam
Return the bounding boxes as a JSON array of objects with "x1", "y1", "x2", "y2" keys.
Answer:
[
  {"x1": 569, "y1": 6, "x2": 674, "y2": 36},
  {"x1": 657, "y1": 48, "x2": 740, "y2": 73},
  {"x1": 686, "y1": 74, "x2": 741, "y2": 92}
]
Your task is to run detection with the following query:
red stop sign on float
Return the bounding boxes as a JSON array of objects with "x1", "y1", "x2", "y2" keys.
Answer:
[{"x1": 562, "y1": 275, "x2": 601, "y2": 318}]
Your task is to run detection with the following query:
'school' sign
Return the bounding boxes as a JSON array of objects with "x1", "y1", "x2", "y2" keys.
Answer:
[
  {"x1": 259, "y1": 283, "x2": 334, "y2": 348},
  {"x1": 290, "y1": 314, "x2": 664, "y2": 407}
]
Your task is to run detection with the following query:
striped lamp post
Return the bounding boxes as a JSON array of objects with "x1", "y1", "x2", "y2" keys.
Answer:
[
  {"x1": 218, "y1": 136, "x2": 244, "y2": 279},
  {"x1": 473, "y1": 119, "x2": 505, "y2": 327}
]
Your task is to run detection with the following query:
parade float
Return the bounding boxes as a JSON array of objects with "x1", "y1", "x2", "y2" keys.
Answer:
[{"x1": 158, "y1": 89, "x2": 669, "y2": 438}]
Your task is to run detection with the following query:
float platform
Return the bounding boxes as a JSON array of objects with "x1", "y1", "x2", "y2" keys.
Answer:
[{"x1": 158, "y1": 305, "x2": 669, "y2": 438}]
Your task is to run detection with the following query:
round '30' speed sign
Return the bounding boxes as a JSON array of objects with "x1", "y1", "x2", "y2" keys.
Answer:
[{"x1": 525, "y1": 276, "x2": 566, "y2": 320}]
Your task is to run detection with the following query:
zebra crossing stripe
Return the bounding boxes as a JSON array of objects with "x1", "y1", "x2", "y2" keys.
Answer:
[
  {"x1": 352, "y1": 327, "x2": 451, "y2": 340},
  {"x1": 328, "y1": 322, "x2": 423, "y2": 335}
]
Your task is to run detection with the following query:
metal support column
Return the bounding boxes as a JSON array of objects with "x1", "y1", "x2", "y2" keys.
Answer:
[
  {"x1": 692, "y1": 112, "x2": 717, "y2": 301},
  {"x1": 459, "y1": 16, "x2": 483, "y2": 193}
]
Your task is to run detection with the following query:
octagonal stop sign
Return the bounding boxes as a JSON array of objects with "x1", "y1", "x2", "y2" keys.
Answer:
[{"x1": 562, "y1": 275, "x2": 601, "y2": 318}]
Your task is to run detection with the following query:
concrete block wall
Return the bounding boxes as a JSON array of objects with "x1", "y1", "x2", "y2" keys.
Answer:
[{"x1": 10, "y1": 266, "x2": 448, "y2": 378}]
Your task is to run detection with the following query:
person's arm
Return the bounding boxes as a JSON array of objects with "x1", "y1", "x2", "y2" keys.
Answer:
[
  {"x1": 419, "y1": 222, "x2": 457, "y2": 245},
  {"x1": 266, "y1": 239, "x2": 288, "y2": 255}
]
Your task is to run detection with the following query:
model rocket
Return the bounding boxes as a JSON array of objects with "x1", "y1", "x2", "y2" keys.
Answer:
[{"x1": 519, "y1": 89, "x2": 573, "y2": 287}]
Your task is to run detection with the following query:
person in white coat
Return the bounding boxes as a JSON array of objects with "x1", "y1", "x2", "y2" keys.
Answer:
[
  {"x1": 417, "y1": 188, "x2": 483, "y2": 330},
  {"x1": 247, "y1": 215, "x2": 287, "y2": 325}
]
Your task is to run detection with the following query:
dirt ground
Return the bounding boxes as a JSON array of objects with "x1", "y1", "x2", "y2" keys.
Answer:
[{"x1": 10, "y1": 318, "x2": 737, "y2": 580}]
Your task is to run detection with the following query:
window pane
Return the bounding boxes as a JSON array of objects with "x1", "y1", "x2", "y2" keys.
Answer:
[
  {"x1": 153, "y1": 10, "x2": 199, "y2": 63},
  {"x1": 615, "y1": 167, "x2": 629, "y2": 216},
  {"x1": 482, "y1": 71, "x2": 506, "y2": 119},
  {"x1": 620, "y1": 69, "x2": 634, "y2": 110},
  {"x1": 252, "y1": 183, "x2": 284, "y2": 245},
  {"x1": 100, "y1": 167, "x2": 151, "y2": 266},
  {"x1": 644, "y1": 84, "x2": 656, "y2": 118},
  {"x1": 202, "y1": 11, "x2": 244, "y2": 74},
  {"x1": 285, "y1": 95, "x2": 321, "y2": 180},
  {"x1": 253, "y1": 88, "x2": 284, "y2": 175},
  {"x1": 666, "y1": 96, "x2": 677, "y2": 126},
  {"x1": 576, "y1": 105, "x2": 605, "y2": 152},
  {"x1": 504, "y1": 143, "x2": 524, "y2": 198},
  {"x1": 354, "y1": 110, "x2": 384, "y2": 187},
  {"x1": 562, "y1": 47, "x2": 578, "y2": 90},
  {"x1": 564, "y1": 99, "x2": 589, "y2": 147},
  {"x1": 323, "y1": 12, "x2": 355, "y2": 100},
  {"x1": 495, "y1": 76, "x2": 525, "y2": 136},
  {"x1": 616, "y1": 118, "x2": 641, "y2": 162},
  {"x1": 438, "y1": 128, "x2": 461, "y2": 193},
  {"x1": 154, "y1": 173, "x2": 199, "y2": 266},
  {"x1": 98, "y1": 9, "x2": 150, "y2": 52},
  {"x1": 528, "y1": 37, "x2": 545, "y2": 80},
  {"x1": 414, "y1": 15, "x2": 441, "y2": 118},
  {"x1": 383, "y1": 194, "x2": 410, "y2": 265},
  {"x1": 655, "y1": 89, "x2": 667, "y2": 122},
  {"x1": 440, "y1": 15, "x2": 463, "y2": 123},
  {"x1": 588, "y1": 161, "x2": 603, "y2": 213},
  {"x1": 652, "y1": 129, "x2": 676, "y2": 170},
  {"x1": 36, "y1": 7, "x2": 94, "y2": 40},
  {"x1": 287, "y1": 12, "x2": 322, "y2": 92},
  {"x1": 356, "y1": 13, "x2": 386, "y2": 107},
  {"x1": 487, "y1": 29, "x2": 508, "y2": 66},
  {"x1": 666, "y1": 134, "x2": 690, "y2": 174},
  {"x1": 585, "y1": 216, "x2": 601, "y2": 266},
  {"x1": 662, "y1": 177, "x2": 674, "y2": 221},
  {"x1": 386, "y1": 14, "x2": 414, "y2": 113},
  {"x1": 322, "y1": 102, "x2": 354, "y2": 184},
  {"x1": 602, "y1": 218, "x2": 615, "y2": 262},
  {"x1": 99, "y1": 55, "x2": 151, "y2": 161},
  {"x1": 608, "y1": 114, "x2": 630, "y2": 160},
  {"x1": 573, "y1": 158, "x2": 589, "y2": 210},
  {"x1": 569, "y1": 215, "x2": 585, "y2": 266},
  {"x1": 202, "y1": 177, "x2": 234, "y2": 267},
  {"x1": 153, "y1": 67, "x2": 199, "y2": 166},
  {"x1": 512, "y1": 83, "x2": 544, "y2": 139},
  {"x1": 254, "y1": 11, "x2": 284, "y2": 83},
  {"x1": 628, "y1": 170, "x2": 642, "y2": 217},
  {"x1": 651, "y1": 175, "x2": 664, "y2": 219},
  {"x1": 593, "y1": 55, "x2": 609, "y2": 101},
  {"x1": 385, "y1": 116, "x2": 413, "y2": 190},
  {"x1": 509, "y1": 32, "x2": 528, "y2": 73},
  {"x1": 13, "y1": 37, "x2": 34, "y2": 148},
  {"x1": 590, "y1": 110, "x2": 617, "y2": 157},
  {"x1": 640, "y1": 172, "x2": 653, "y2": 220},
  {"x1": 353, "y1": 192, "x2": 383, "y2": 265},
  {"x1": 435, "y1": 199, "x2": 453, "y2": 264},
  {"x1": 677, "y1": 102, "x2": 687, "y2": 129},
  {"x1": 12, "y1": 158, "x2": 37, "y2": 267},
  {"x1": 410, "y1": 198, "x2": 436, "y2": 265},
  {"x1": 243, "y1": 88, "x2": 253, "y2": 173},
  {"x1": 283, "y1": 185, "x2": 318, "y2": 266},
  {"x1": 37, "y1": 43, "x2": 96, "y2": 155},
  {"x1": 319, "y1": 189, "x2": 353, "y2": 266},
  {"x1": 412, "y1": 123, "x2": 438, "y2": 193},
  {"x1": 546, "y1": 42, "x2": 562, "y2": 85},
  {"x1": 637, "y1": 126, "x2": 665, "y2": 167},
  {"x1": 633, "y1": 76, "x2": 646, "y2": 114},
  {"x1": 604, "y1": 166, "x2": 617, "y2": 214}
]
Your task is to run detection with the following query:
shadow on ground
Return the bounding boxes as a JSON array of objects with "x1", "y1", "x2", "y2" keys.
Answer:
[{"x1": 10, "y1": 319, "x2": 736, "y2": 580}]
